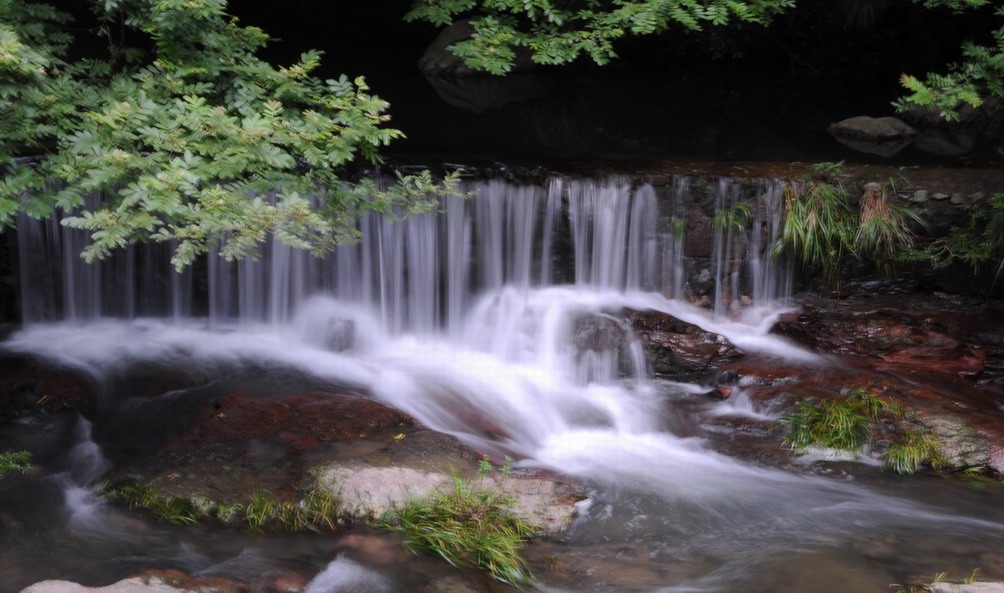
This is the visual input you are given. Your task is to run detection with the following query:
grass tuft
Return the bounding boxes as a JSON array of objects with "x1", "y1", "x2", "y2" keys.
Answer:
[
  {"x1": 0, "y1": 451, "x2": 32, "y2": 478},
  {"x1": 383, "y1": 458, "x2": 537, "y2": 586},
  {"x1": 784, "y1": 389, "x2": 894, "y2": 451},
  {"x1": 102, "y1": 480, "x2": 338, "y2": 532},
  {"x1": 883, "y1": 430, "x2": 945, "y2": 475},
  {"x1": 855, "y1": 184, "x2": 925, "y2": 275}
]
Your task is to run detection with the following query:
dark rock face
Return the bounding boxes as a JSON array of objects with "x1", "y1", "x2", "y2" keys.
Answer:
[
  {"x1": 625, "y1": 309, "x2": 742, "y2": 380},
  {"x1": 0, "y1": 354, "x2": 95, "y2": 421},
  {"x1": 771, "y1": 294, "x2": 1002, "y2": 378}
]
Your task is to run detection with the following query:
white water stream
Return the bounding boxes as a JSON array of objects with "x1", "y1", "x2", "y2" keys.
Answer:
[{"x1": 5, "y1": 176, "x2": 1004, "y2": 592}]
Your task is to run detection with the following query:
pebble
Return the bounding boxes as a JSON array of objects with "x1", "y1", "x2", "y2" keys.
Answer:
[
  {"x1": 911, "y1": 190, "x2": 929, "y2": 203},
  {"x1": 950, "y1": 193, "x2": 965, "y2": 204},
  {"x1": 932, "y1": 192, "x2": 949, "y2": 200}
]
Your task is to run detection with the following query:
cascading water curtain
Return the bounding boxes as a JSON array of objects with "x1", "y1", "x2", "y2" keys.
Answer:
[{"x1": 12, "y1": 175, "x2": 794, "y2": 328}]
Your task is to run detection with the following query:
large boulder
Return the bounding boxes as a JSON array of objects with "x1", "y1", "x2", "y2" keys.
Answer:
[
  {"x1": 625, "y1": 309, "x2": 743, "y2": 380},
  {"x1": 827, "y1": 116, "x2": 916, "y2": 157},
  {"x1": 103, "y1": 388, "x2": 583, "y2": 536}
]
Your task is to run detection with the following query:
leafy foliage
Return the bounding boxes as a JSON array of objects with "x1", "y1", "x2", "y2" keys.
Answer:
[
  {"x1": 1, "y1": 0, "x2": 458, "y2": 269},
  {"x1": 920, "y1": 193, "x2": 1004, "y2": 288},
  {"x1": 777, "y1": 165, "x2": 925, "y2": 289},
  {"x1": 0, "y1": 450, "x2": 31, "y2": 477},
  {"x1": 382, "y1": 458, "x2": 536, "y2": 586},
  {"x1": 894, "y1": 3, "x2": 1003, "y2": 121},
  {"x1": 406, "y1": 0, "x2": 793, "y2": 74}
]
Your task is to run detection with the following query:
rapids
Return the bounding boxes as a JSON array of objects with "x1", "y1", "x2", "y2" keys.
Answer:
[{"x1": 3, "y1": 175, "x2": 1004, "y2": 592}]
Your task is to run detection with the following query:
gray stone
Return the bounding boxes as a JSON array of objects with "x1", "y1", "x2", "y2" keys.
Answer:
[
  {"x1": 20, "y1": 577, "x2": 196, "y2": 593},
  {"x1": 827, "y1": 116, "x2": 916, "y2": 157},
  {"x1": 932, "y1": 192, "x2": 950, "y2": 201},
  {"x1": 911, "y1": 190, "x2": 929, "y2": 203},
  {"x1": 828, "y1": 116, "x2": 916, "y2": 141},
  {"x1": 951, "y1": 193, "x2": 966, "y2": 205},
  {"x1": 969, "y1": 192, "x2": 987, "y2": 202},
  {"x1": 919, "y1": 415, "x2": 991, "y2": 468},
  {"x1": 863, "y1": 182, "x2": 883, "y2": 193}
]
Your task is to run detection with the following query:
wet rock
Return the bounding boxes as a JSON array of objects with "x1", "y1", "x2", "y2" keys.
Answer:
[
  {"x1": 624, "y1": 309, "x2": 742, "y2": 380},
  {"x1": 771, "y1": 297, "x2": 988, "y2": 376},
  {"x1": 912, "y1": 190, "x2": 930, "y2": 203},
  {"x1": 104, "y1": 388, "x2": 582, "y2": 535}
]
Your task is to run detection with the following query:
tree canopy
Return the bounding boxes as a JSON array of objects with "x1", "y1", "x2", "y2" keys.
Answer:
[{"x1": 1, "y1": 0, "x2": 453, "y2": 270}]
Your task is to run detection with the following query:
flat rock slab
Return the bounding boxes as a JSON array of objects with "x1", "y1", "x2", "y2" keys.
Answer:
[
  {"x1": 317, "y1": 464, "x2": 581, "y2": 535},
  {"x1": 19, "y1": 574, "x2": 240, "y2": 593},
  {"x1": 930, "y1": 584, "x2": 1004, "y2": 593}
]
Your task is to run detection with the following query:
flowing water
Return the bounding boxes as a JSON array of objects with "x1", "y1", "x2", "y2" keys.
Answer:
[{"x1": 3, "y1": 176, "x2": 1004, "y2": 592}]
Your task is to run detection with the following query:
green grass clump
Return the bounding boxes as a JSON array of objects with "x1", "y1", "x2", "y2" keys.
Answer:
[
  {"x1": 855, "y1": 184, "x2": 925, "y2": 276},
  {"x1": 383, "y1": 459, "x2": 537, "y2": 586},
  {"x1": 102, "y1": 480, "x2": 338, "y2": 532},
  {"x1": 883, "y1": 430, "x2": 945, "y2": 475},
  {"x1": 0, "y1": 451, "x2": 31, "y2": 478},
  {"x1": 784, "y1": 390, "x2": 895, "y2": 451},
  {"x1": 783, "y1": 390, "x2": 948, "y2": 475}
]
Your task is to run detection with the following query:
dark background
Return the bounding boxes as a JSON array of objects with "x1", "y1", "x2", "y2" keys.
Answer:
[{"x1": 65, "y1": 1, "x2": 1004, "y2": 165}]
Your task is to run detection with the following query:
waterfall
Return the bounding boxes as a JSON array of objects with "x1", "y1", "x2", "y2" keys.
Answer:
[{"x1": 11, "y1": 174, "x2": 794, "y2": 328}]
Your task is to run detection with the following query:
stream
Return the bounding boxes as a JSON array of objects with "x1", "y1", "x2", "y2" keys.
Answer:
[{"x1": 3, "y1": 175, "x2": 1004, "y2": 592}]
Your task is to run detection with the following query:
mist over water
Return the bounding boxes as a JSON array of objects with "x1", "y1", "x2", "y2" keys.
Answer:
[{"x1": 6, "y1": 176, "x2": 1004, "y2": 592}]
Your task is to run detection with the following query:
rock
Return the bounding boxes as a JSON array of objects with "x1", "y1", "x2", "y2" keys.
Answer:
[
  {"x1": 911, "y1": 190, "x2": 929, "y2": 203},
  {"x1": 863, "y1": 182, "x2": 883, "y2": 193},
  {"x1": 319, "y1": 466, "x2": 450, "y2": 518},
  {"x1": 625, "y1": 309, "x2": 743, "y2": 380},
  {"x1": 771, "y1": 299, "x2": 985, "y2": 375},
  {"x1": 932, "y1": 192, "x2": 950, "y2": 201},
  {"x1": 929, "y1": 583, "x2": 1004, "y2": 593},
  {"x1": 827, "y1": 116, "x2": 916, "y2": 157},
  {"x1": 19, "y1": 572, "x2": 245, "y2": 593},
  {"x1": 917, "y1": 415, "x2": 992, "y2": 468},
  {"x1": 951, "y1": 193, "x2": 966, "y2": 205}
]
